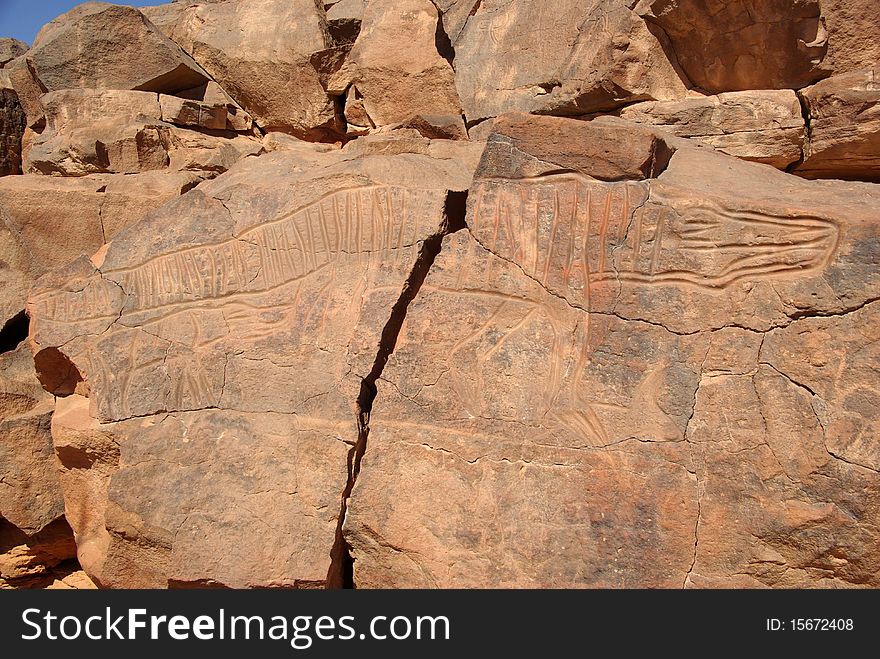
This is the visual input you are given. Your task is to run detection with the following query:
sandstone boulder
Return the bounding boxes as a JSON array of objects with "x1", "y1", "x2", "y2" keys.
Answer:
[
  {"x1": 329, "y1": 0, "x2": 464, "y2": 137},
  {"x1": 0, "y1": 518, "x2": 77, "y2": 588},
  {"x1": 821, "y1": 0, "x2": 880, "y2": 75},
  {"x1": 28, "y1": 3, "x2": 209, "y2": 94},
  {"x1": 0, "y1": 347, "x2": 64, "y2": 536},
  {"x1": 150, "y1": 0, "x2": 341, "y2": 138},
  {"x1": 453, "y1": 0, "x2": 689, "y2": 123},
  {"x1": 342, "y1": 114, "x2": 880, "y2": 587},
  {"x1": 619, "y1": 90, "x2": 805, "y2": 169},
  {"x1": 23, "y1": 89, "x2": 262, "y2": 177},
  {"x1": 797, "y1": 68, "x2": 880, "y2": 181},
  {"x1": 635, "y1": 0, "x2": 829, "y2": 92},
  {"x1": 27, "y1": 136, "x2": 483, "y2": 588},
  {"x1": 0, "y1": 38, "x2": 28, "y2": 68},
  {"x1": 0, "y1": 171, "x2": 206, "y2": 276}
]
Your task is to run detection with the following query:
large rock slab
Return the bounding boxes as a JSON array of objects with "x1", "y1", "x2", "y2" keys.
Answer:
[
  {"x1": 149, "y1": 0, "x2": 341, "y2": 138},
  {"x1": 821, "y1": 0, "x2": 880, "y2": 75},
  {"x1": 0, "y1": 347, "x2": 64, "y2": 536},
  {"x1": 28, "y1": 3, "x2": 209, "y2": 94},
  {"x1": 0, "y1": 171, "x2": 206, "y2": 279},
  {"x1": 343, "y1": 114, "x2": 880, "y2": 587},
  {"x1": 452, "y1": 0, "x2": 689, "y2": 123},
  {"x1": 797, "y1": 68, "x2": 880, "y2": 182},
  {"x1": 328, "y1": 0, "x2": 464, "y2": 137},
  {"x1": 619, "y1": 90, "x2": 805, "y2": 169},
  {"x1": 0, "y1": 39, "x2": 28, "y2": 68},
  {"x1": 635, "y1": 0, "x2": 829, "y2": 92},
  {"x1": 27, "y1": 137, "x2": 483, "y2": 587},
  {"x1": 24, "y1": 89, "x2": 261, "y2": 177}
]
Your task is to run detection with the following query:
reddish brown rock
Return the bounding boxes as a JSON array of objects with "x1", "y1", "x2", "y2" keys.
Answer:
[
  {"x1": 453, "y1": 0, "x2": 689, "y2": 123},
  {"x1": 619, "y1": 90, "x2": 805, "y2": 169},
  {"x1": 0, "y1": 518, "x2": 77, "y2": 588},
  {"x1": 797, "y1": 68, "x2": 880, "y2": 181},
  {"x1": 328, "y1": 0, "x2": 464, "y2": 137},
  {"x1": 0, "y1": 74, "x2": 26, "y2": 175},
  {"x1": 0, "y1": 347, "x2": 64, "y2": 536},
  {"x1": 821, "y1": 0, "x2": 880, "y2": 75},
  {"x1": 343, "y1": 115, "x2": 880, "y2": 587},
  {"x1": 27, "y1": 136, "x2": 483, "y2": 588},
  {"x1": 28, "y1": 3, "x2": 209, "y2": 94},
  {"x1": 150, "y1": 0, "x2": 341, "y2": 138},
  {"x1": 0, "y1": 38, "x2": 28, "y2": 68},
  {"x1": 0, "y1": 171, "x2": 206, "y2": 277},
  {"x1": 23, "y1": 89, "x2": 262, "y2": 177},
  {"x1": 634, "y1": 0, "x2": 829, "y2": 92}
]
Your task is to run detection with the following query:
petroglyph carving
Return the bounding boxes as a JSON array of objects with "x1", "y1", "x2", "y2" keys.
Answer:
[
  {"x1": 32, "y1": 186, "x2": 434, "y2": 326},
  {"x1": 470, "y1": 174, "x2": 840, "y2": 305}
]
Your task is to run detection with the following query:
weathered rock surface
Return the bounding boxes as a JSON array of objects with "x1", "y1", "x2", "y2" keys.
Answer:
[
  {"x1": 0, "y1": 171, "x2": 205, "y2": 277},
  {"x1": 0, "y1": 347, "x2": 64, "y2": 536},
  {"x1": 23, "y1": 89, "x2": 261, "y2": 177},
  {"x1": 797, "y1": 68, "x2": 880, "y2": 181},
  {"x1": 0, "y1": 39, "x2": 28, "y2": 68},
  {"x1": 0, "y1": 78, "x2": 26, "y2": 175},
  {"x1": 149, "y1": 0, "x2": 341, "y2": 138},
  {"x1": 453, "y1": 0, "x2": 689, "y2": 123},
  {"x1": 28, "y1": 3, "x2": 209, "y2": 95},
  {"x1": 821, "y1": 0, "x2": 880, "y2": 75},
  {"x1": 27, "y1": 136, "x2": 482, "y2": 587},
  {"x1": 343, "y1": 114, "x2": 880, "y2": 587},
  {"x1": 634, "y1": 0, "x2": 829, "y2": 92},
  {"x1": 329, "y1": 0, "x2": 464, "y2": 137},
  {"x1": 3, "y1": 0, "x2": 880, "y2": 592},
  {"x1": 619, "y1": 90, "x2": 805, "y2": 169}
]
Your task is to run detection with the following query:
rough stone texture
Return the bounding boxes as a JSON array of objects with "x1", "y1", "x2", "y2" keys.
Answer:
[
  {"x1": 150, "y1": 0, "x2": 341, "y2": 138},
  {"x1": 329, "y1": 0, "x2": 464, "y2": 137},
  {"x1": 797, "y1": 68, "x2": 880, "y2": 181},
  {"x1": 27, "y1": 3, "x2": 209, "y2": 94},
  {"x1": 453, "y1": 0, "x2": 689, "y2": 123},
  {"x1": 634, "y1": 0, "x2": 829, "y2": 92},
  {"x1": 0, "y1": 347, "x2": 64, "y2": 536},
  {"x1": 821, "y1": 0, "x2": 880, "y2": 76},
  {"x1": 22, "y1": 89, "x2": 262, "y2": 177},
  {"x1": 619, "y1": 90, "x2": 806, "y2": 169},
  {"x1": 0, "y1": 172, "x2": 206, "y2": 277},
  {"x1": 0, "y1": 81, "x2": 26, "y2": 176},
  {"x1": 50, "y1": 395, "x2": 119, "y2": 587},
  {"x1": 0, "y1": 38, "x2": 28, "y2": 68},
  {"x1": 27, "y1": 137, "x2": 483, "y2": 588},
  {"x1": 343, "y1": 115, "x2": 880, "y2": 587},
  {"x1": 2, "y1": 0, "x2": 880, "y2": 592},
  {"x1": 0, "y1": 518, "x2": 77, "y2": 587}
]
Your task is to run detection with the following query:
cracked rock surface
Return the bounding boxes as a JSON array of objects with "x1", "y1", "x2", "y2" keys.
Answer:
[{"x1": 2, "y1": 0, "x2": 879, "y2": 589}]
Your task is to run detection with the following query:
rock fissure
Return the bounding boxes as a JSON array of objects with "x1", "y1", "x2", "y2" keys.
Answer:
[{"x1": 326, "y1": 190, "x2": 468, "y2": 588}]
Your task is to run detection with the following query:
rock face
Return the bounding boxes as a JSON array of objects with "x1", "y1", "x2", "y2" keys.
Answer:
[
  {"x1": 24, "y1": 89, "x2": 261, "y2": 177},
  {"x1": 635, "y1": 0, "x2": 829, "y2": 92},
  {"x1": 453, "y1": 0, "x2": 689, "y2": 123},
  {"x1": 343, "y1": 114, "x2": 880, "y2": 588},
  {"x1": 797, "y1": 68, "x2": 880, "y2": 181},
  {"x1": 0, "y1": 39, "x2": 28, "y2": 68},
  {"x1": 1, "y1": 0, "x2": 879, "y2": 591},
  {"x1": 0, "y1": 82, "x2": 26, "y2": 175},
  {"x1": 619, "y1": 90, "x2": 806, "y2": 169},
  {"x1": 329, "y1": 0, "x2": 464, "y2": 137},
  {"x1": 148, "y1": 0, "x2": 341, "y2": 138},
  {"x1": 28, "y1": 3, "x2": 209, "y2": 94},
  {"x1": 27, "y1": 136, "x2": 482, "y2": 587}
]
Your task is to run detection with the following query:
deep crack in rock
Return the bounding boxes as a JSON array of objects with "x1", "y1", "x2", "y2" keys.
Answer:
[{"x1": 326, "y1": 190, "x2": 469, "y2": 588}]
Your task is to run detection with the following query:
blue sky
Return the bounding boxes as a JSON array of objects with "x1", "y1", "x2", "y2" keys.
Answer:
[{"x1": 0, "y1": 1, "x2": 162, "y2": 45}]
